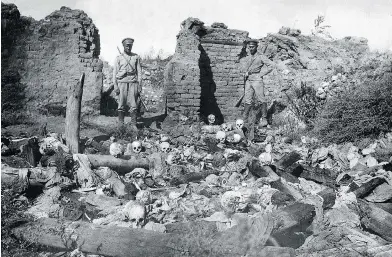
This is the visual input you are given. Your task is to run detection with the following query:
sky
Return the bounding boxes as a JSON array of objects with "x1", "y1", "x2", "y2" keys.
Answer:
[{"x1": 5, "y1": 0, "x2": 392, "y2": 64}]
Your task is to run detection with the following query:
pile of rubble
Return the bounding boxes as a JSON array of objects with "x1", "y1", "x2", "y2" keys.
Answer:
[{"x1": 1, "y1": 115, "x2": 392, "y2": 256}]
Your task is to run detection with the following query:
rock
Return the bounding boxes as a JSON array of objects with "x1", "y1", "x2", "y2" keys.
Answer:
[
  {"x1": 365, "y1": 155, "x2": 378, "y2": 167},
  {"x1": 362, "y1": 143, "x2": 377, "y2": 155},
  {"x1": 211, "y1": 22, "x2": 228, "y2": 29},
  {"x1": 144, "y1": 221, "x2": 166, "y2": 233},
  {"x1": 349, "y1": 158, "x2": 359, "y2": 169}
]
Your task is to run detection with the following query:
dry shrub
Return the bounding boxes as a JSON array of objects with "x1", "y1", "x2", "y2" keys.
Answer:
[
  {"x1": 283, "y1": 81, "x2": 325, "y2": 130},
  {"x1": 273, "y1": 109, "x2": 307, "y2": 143},
  {"x1": 312, "y1": 74, "x2": 392, "y2": 144}
]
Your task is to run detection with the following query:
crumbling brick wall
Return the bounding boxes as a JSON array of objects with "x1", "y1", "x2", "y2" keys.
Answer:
[
  {"x1": 164, "y1": 18, "x2": 203, "y2": 119},
  {"x1": 1, "y1": 3, "x2": 103, "y2": 115},
  {"x1": 165, "y1": 18, "x2": 250, "y2": 123},
  {"x1": 199, "y1": 25, "x2": 248, "y2": 122}
]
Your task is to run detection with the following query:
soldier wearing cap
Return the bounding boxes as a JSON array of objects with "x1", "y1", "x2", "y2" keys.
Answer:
[
  {"x1": 113, "y1": 38, "x2": 142, "y2": 130},
  {"x1": 240, "y1": 39, "x2": 273, "y2": 133}
]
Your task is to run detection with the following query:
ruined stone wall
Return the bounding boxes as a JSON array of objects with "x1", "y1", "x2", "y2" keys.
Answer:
[
  {"x1": 164, "y1": 18, "x2": 202, "y2": 118},
  {"x1": 199, "y1": 26, "x2": 248, "y2": 122},
  {"x1": 165, "y1": 19, "x2": 250, "y2": 123},
  {"x1": 1, "y1": 4, "x2": 103, "y2": 115}
]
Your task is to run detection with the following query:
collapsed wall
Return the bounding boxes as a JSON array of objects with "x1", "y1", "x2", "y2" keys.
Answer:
[
  {"x1": 1, "y1": 3, "x2": 103, "y2": 115},
  {"x1": 165, "y1": 18, "x2": 249, "y2": 122},
  {"x1": 165, "y1": 18, "x2": 389, "y2": 124}
]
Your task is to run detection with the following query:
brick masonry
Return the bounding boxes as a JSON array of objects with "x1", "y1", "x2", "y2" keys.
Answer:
[
  {"x1": 2, "y1": 4, "x2": 103, "y2": 115},
  {"x1": 165, "y1": 18, "x2": 251, "y2": 123}
]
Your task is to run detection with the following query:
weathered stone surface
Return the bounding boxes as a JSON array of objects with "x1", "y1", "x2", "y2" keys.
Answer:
[{"x1": 1, "y1": 3, "x2": 103, "y2": 115}]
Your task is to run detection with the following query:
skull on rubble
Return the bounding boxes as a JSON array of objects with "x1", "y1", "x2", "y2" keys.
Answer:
[
  {"x1": 124, "y1": 201, "x2": 146, "y2": 229},
  {"x1": 179, "y1": 114, "x2": 189, "y2": 124},
  {"x1": 131, "y1": 141, "x2": 142, "y2": 153},
  {"x1": 136, "y1": 190, "x2": 152, "y2": 205},
  {"x1": 166, "y1": 152, "x2": 181, "y2": 165},
  {"x1": 216, "y1": 131, "x2": 226, "y2": 144},
  {"x1": 236, "y1": 119, "x2": 244, "y2": 130},
  {"x1": 221, "y1": 191, "x2": 243, "y2": 213},
  {"x1": 265, "y1": 144, "x2": 272, "y2": 153},
  {"x1": 109, "y1": 142, "x2": 124, "y2": 158},
  {"x1": 160, "y1": 134, "x2": 170, "y2": 142},
  {"x1": 160, "y1": 142, "x2": 170, "y2": 153},
  {"x1": 221, "y1": 123, "x2": 233, "y2": 132},
  {"x1": 208, "y1": 114, "x2": 216, "y2": 125},
  {"x1": 232, "y1": 133, "x2": 242, "y2": 143}
]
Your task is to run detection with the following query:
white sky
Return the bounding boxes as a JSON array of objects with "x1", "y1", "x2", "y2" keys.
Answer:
[{"x1": 5, "y1": 0, "x2": 392, "y2": 64}]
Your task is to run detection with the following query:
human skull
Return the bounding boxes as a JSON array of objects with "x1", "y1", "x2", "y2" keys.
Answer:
[
  {"x1": 160, "y1": 134, "x2": 170, "y2": 142},
  {"x1": 236, "y1": 119, "x2": 244, "y2": 130},
  {"x1": 208, "y1": 114, "x2": 216, "y2": 125},
  {"x1": 216, "y1": 131, "x2": 226, "y2": 144},
  {"x1": 232, "y1": 133, "x2": 242, "y2": 143},
  {"x1": 109, "y1": 142, "x2": 124, "y2": 158},
  {"x1": 221, "y1": 191, "x2": 243, "y2": 213},
  {"x1": 265, "y1": 144, "x2": 272, "y2": 153},
  {"x1": 166, "y1": 152, "x2": 181, "y2": 165},
  {"x1": 160, "y1": 142, "x2": 170, "y2": 153},
  {"x1": 131, "y1": 141, "x2": 142, "y2": 153},
  {"x1": 136, "y1": 190, "x2": 152, "y2": 205},
  {"x1": 124, "y1": 201, "x2": 146, "y2": 229},
  {"x1": 126, "y1": 168, "x2": 147, "y2": 179},
  {"x1": 179, "y1": 114, "x2": 189, "y2": 123},
  {"x1": 221, "y1": 123, "x2": 233, "y2": 132}
]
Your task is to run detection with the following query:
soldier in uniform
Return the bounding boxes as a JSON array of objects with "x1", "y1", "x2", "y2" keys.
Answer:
[
  {"x1": 113, "y1": 38, "x2": 142, "y2": 130},
  {"x1": 241, "y1": 39, "x2": 273, "y2": 131}
]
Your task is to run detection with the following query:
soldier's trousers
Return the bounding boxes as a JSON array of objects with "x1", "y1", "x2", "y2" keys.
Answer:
[
  {"x1": 118, "y1": 82, "x2": 138, "y2": 113},
  {"x1": 244, "y1": 79, "x2": 265, "y2": 105}
]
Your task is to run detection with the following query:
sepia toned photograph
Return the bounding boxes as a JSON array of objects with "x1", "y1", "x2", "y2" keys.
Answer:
[{"x1": 1, "y1": 0, "x2": 392, "y2": 256}]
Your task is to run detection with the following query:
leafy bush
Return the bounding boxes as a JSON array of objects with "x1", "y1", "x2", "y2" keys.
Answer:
[{"x1": 312, "y1": 75, "x2": 392, "y2": 144}]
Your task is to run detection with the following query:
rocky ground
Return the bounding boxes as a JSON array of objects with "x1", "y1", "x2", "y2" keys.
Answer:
[{"x1": 1, "y1": 110, "x2": 392, "y2": 257}]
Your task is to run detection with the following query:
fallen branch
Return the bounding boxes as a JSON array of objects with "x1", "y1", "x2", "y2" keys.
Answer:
[{"x1": 87, "y1": 154, "x2": 150, "y2": 175}]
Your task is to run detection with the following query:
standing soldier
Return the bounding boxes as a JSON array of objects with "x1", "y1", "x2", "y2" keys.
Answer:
[
  {"x1": 240, "y1": 39, "x2": 273, "y2": 135},
  {"x1": 113, "y1": 38, "x2": 142, "y2": 130}
]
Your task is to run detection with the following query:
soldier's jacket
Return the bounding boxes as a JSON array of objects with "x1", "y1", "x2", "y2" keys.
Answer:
[
  {"x1": 113, "y1": 53, "x2": 142, "y2": 83},
  {"x1": 240, "y1": 54, "x2": 273, "y2": 81}
]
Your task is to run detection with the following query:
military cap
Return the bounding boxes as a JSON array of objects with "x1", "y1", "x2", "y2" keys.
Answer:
[
  {"x1": 122, "y1": 38, "x2": 134, "y2": 44},
  {"x1": 246, "y1": 39, "x2": 259, "y2": 45}
]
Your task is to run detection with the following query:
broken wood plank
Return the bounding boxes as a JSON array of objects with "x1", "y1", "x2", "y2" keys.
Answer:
[
  {"x1": 351, "y1": 177, "x2": 386, "y2": 198},
  {"x1": 87, "y1": 154, "x2": 150, "y2": 174},
  {"x1": 358, "y1": 199, "x2": 392, "y2": 242},
  {"x1": 285, "y1": 164, "x2": 337, "y2": 188},
  {"x1": 12, "y1": 202, "x2": 315, "y2": 257},
  {"x1": 65, "y1": 73, "x2": 85, "y2": 154},
  {"x1": 373, "y1": 202, "x2": 392, "y2": 215},
  {"x1": 275, "y1": 151, "x2": 302, "y2": 170},
  {"x1": 270, "y1": 178, "x2": 303, "y2": 201},
  {"x1": 170, "y1": 170, "x2": 220, "y2": 186}
]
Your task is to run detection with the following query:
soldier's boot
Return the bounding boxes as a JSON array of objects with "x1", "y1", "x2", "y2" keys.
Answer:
[
  {"x1": 258, "y1": 102, "x2": 268, "y2": 127},
  {"x1": 129, "y1": 109, "x2": 138, "y2": 131},
  {"x1": 118, "y1": 111, "x2": 125, "y2": 127}
]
